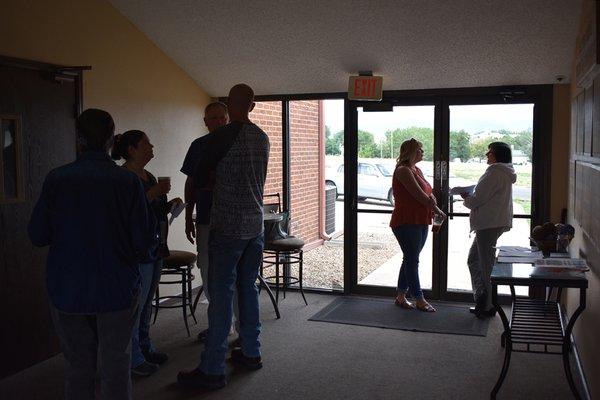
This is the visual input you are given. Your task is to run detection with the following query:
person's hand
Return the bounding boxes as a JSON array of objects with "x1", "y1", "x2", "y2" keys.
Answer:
[
  {"x1": 460, "y1": 192, "x2": 470, "y2": 199},
  {"x1": 185, "y1": 215, "x2": 195, "y2": 244},
  {"x1": 428, "y1": 196, "x2": 437, "y2": 207}
]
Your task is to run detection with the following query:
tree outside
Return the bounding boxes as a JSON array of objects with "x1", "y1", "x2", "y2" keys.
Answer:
[{"x1": 326, "y1": 125, "x2": 532, "y2": 163}]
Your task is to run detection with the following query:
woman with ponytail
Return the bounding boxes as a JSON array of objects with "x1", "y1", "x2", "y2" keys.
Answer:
[{"x1": 112, "y1": 130, "x2": 182, "y2": 376}]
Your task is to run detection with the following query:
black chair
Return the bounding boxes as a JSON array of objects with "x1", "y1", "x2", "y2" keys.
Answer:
[
  {"x1": 152, "y1": 250, "x2": 197, "y2": 337},
  {"x1": 261, "y1": 194, "x2": 308, "y2": 305}
]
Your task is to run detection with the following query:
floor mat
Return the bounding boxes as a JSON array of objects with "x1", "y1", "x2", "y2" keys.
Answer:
[{"x1": 309, "y1": 296, "x2": 490, "y2": 337}]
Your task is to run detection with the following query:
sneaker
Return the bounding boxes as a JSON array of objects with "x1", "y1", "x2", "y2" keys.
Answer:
[
  {"x1": 230, "y1": 348, "x2": 262, "y2": 371},
  {"x1": 143, "y1": 350, "x2": 168, "y2": 365},
  {"x1": 177, "y1": 367, "x2": 226, "y2": 390},
  {"x1": 131, "y1": 361, "x2": 159, "y2": 377},
  {"x1": 197, "y1": 328, "x2": 209, "y2": 343}
]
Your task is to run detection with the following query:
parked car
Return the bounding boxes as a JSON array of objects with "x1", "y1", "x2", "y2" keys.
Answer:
[{"x1": 326, "y1": 162, "x2": 395, "y2": 206}]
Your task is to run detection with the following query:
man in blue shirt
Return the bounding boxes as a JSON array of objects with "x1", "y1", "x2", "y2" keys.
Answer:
[
  {"x1": 182, "y1": 101, "x2": 240, "y2": 343},
  {"x1": 28, "y1": 108, "x2": 157, "y2": 400}
]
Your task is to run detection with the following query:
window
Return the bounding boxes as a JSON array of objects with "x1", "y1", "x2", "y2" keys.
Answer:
[{"x1": 1, "y1": 115, "x2": 23, "y2": 203}]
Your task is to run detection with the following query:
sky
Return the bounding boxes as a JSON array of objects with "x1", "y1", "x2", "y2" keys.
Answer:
[{"x1": 323, "y1": 100, "x2": 534, "y2": 141}]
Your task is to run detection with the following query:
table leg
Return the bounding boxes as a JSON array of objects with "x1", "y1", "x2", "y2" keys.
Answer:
[
  {"x1": 491, "y1": 283, "x2": 512, "y2": 399},
  {"x1": 257, "y1": 274, "x2": 281, "y2": 319},
  {"x1": 562, "y1": 288, "x2": 586, "y2": 400}
]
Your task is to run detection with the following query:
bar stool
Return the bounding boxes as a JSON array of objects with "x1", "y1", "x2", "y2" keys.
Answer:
[
  {"x1": 262, "y1": 237, "x2": 308, "y2": 305},
  {"x1": 152, "y1": 250, "x2": 197, "y2": 337}
]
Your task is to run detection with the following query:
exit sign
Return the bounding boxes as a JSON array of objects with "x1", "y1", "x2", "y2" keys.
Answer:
[{"x1": 348, "y1": 76, "x2": 383, "y2": 101}]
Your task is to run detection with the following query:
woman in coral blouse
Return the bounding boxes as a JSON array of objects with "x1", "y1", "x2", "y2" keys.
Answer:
[{"x1": 390, "y1": 138, "x2": 443, "y2": 312}]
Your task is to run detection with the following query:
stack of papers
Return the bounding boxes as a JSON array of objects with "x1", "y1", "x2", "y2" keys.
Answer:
[
  {"x1": 168, "y1": 202, "x2": 187, "y2": 225},
  {"x1": 449, "y1": 185, "x2": 476, "y2": 196},
  {"x1": 535, "y1": 258, "x2": 589, "y2": 271},
  {"x1": 496, "y1": 246, "x2": 542, "y2": 263}
]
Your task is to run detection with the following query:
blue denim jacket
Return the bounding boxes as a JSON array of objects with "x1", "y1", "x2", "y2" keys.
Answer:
[{"x1": 28, "y1": 151, "x2": 158, "y2": 314}]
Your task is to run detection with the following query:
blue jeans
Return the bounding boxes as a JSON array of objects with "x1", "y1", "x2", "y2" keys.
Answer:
[
  {"x1": 51, "y1": 297, "x2": 138, "y2": 400},
  {"x1": 131, "y1": 259, "x2": 162, "y2": 367},
  {"x1": 200, "y1": 232, "x2": 264, "y2": 375},
  {"x1": 392, "y1": 224, "x2": 428, "y2": 299}
]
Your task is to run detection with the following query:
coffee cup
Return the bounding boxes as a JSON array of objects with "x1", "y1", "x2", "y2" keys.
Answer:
[
  {"x1": 157, "y1": 176, "x2": 171, "y2": 185},
  {"x1": 432, "y1": 212, "x2": 445, "y2": 233}
]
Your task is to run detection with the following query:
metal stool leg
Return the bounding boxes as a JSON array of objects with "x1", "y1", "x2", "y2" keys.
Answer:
[
  {"x1": 181, "y1": 269, "x2": 191, "y2": 337},
  {"x1": 282, "y1": 251, "x2": 287, "y2": 300},
  {"x1": 192, "y1": 284, "x2": 204, "y2": 315},
  {"x1": 257, "y1": 274, "x2": 281, "y2": 319},
  {"x1": 298, "y1": 249, "x2": 308, "y2": 305},
  {"x1": 187, "y1": 265, "x2": 197, "y2": 324},
  {"x1": 152, "y1": 285, "x2": 160, "y2": 324},
  {"x1": 275, "y1": 252, "x2": 280, "y2": 304}
]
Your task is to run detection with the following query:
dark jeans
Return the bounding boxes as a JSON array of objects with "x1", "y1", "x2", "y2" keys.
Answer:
[
  {"x1": 392, "y1": 224, "x2": 428, "y2": 299},
  {"x1": 50, "y1": 297, "x2": 138, "y2": 400},
  {"x1": 132, "y1": 259, "x2": 162, "y2": 367},
  {"x1": 199, "y1": 232, "x2": 264, "y2": 375}
]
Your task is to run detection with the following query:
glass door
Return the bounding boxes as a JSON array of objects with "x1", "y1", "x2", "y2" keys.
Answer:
[
  {"x1": 443, "y1": 103, "x2": 534, "y2": 299},
  {"x1": 348, "y1": 101, "x2": 440, "y2": 297},
  {"x1": 346, "y1": 93, "x2": 544, "y2": 302}
]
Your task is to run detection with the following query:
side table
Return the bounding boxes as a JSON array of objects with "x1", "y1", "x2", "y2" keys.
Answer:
[{"x1": 490, "y1": 262, "x2": 587, "y2": 399}]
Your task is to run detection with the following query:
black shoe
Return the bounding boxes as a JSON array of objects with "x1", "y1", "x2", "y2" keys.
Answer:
[
  {"x1": 197, "y1": 328, "x2": 209, "y2": 343},
  {"x1": 474, "y1": 291, "x2": 488, "y2": 318},
  {"x1": 230, "y1": 337, "x2": 242, "y2": 349},
  {"x1": 230, "y1": 348, "x2": 262, "y2": 371},
  {"x1": 143, "y1": 350, "x2": 168, "y2": 365},
  {"x1": 132, "y1": 361, "x2": 159, "y2": 377},
  {"x1": 177, "y1": 367, "x2": 226, "y2": 390}
]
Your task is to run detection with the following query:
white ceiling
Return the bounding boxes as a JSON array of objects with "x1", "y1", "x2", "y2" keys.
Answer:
[{"x1": 110, "y1": 0, "x2": 583, "y2": 97}]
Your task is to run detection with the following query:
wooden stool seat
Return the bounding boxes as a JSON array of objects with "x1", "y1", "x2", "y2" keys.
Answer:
[
  {"x1": 153, "y1": 250, "x2": 197, "y2": 336},
  {"x1": 163, "y1": 250, "x2": 196, "y2": 268}
]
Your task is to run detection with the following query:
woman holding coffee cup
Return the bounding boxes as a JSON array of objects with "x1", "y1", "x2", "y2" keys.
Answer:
[
  {"x1": 111, "y1": 130, "x2": 182, "y2": 376},
  {"x1": 390, "y1": 138, "x2": 444, "y2": 312}
]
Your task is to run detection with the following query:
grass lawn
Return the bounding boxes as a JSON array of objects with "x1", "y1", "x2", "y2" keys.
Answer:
[
  {"x1": 515, "y1": 198, "x2": 531, "y2": 214},
  {"x1": 451, "y1": 162, "x2": 532, "y2": 187}
]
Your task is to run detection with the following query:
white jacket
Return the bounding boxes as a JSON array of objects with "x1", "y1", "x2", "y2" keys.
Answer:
[{"x1": 464, "y1": 163, "x2": 517, "y2": 231}]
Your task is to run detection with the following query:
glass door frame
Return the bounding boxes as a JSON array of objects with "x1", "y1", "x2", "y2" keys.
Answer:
[
  {"x1": 343, "y1": 96, "x2": 444, "y2": 299},
  {"x1": 344, "y1": 85, "x2": 554, "y2": 302}
]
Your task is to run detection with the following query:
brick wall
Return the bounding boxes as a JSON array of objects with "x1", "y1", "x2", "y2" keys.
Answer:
[
  {"x1": 250, "y1": 102, "x2": 283, "y2": 197},
  {"x1": 250, "y1": 100, "x2": 322, "y2": 245},
  {"x1": 290, "y1": 100, "x2": 320, "y2": 244}
]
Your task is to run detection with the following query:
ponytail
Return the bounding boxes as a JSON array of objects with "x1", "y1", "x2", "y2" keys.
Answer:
[{"x1": 110, "y1": 130, "x2": 145, "y2": 160}]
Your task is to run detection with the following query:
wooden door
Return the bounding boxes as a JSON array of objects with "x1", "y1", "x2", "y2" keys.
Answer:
[{"x1": 0, "y1": 60, "x2": 78, "y2": 379}]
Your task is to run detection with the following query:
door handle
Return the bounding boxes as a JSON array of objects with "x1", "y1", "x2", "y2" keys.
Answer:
[{"x1": 440, "y1": 161, "x2": 447, "y2": 186}]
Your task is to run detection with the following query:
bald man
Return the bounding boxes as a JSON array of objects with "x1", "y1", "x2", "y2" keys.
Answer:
[{"x1": 178, "y1": 84, "x2": 270, "y2": 390}]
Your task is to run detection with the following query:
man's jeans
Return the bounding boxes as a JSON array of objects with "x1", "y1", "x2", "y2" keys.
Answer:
[
  {"x1": 467, "y1": 227, "x2": 507, "y2": 310},
  {"x1": 132, "y1": 259, "x2": 162, "y2": 367},
  {"x1": 50, "y1": 297, "x2": 138, "y2": 400},
  {"x1": 392, "y1": 224, "x2": 428, "y2": 299},
  {"x1": 199, "y1": 232, "x2": 264, "y2": 375},
  {"x1": 196, "y1": 223, "x2": 239, "y2": 332}
]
